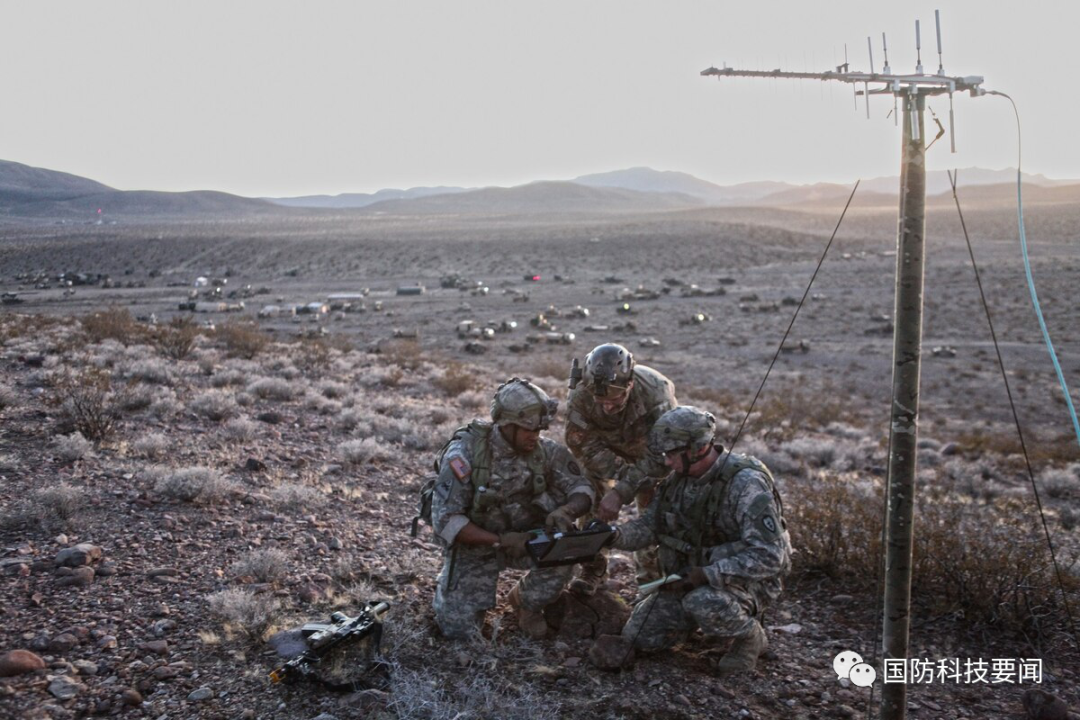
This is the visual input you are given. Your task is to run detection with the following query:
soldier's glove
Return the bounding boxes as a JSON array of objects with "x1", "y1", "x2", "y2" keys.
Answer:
[
  {"x1": 545, "y1": 506, "x2": 577, "y2": 533},
  {"x1": 497, "y1": 532, "x2": 532, "y2": 560}
]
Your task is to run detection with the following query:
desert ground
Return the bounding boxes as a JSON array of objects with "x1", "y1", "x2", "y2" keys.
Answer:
[{"x1": 0, "y1": 199, "x2": 1078, "y2": 719}]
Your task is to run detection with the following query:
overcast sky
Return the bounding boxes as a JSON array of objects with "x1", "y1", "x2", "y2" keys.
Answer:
[{"x1": 1, "y1": 1, "x2": 1075, "y2": 197}]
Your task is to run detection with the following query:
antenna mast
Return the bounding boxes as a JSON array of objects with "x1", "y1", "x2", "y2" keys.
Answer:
[{"x1": 703, "y1": 12, "x2": 988, "y2": 720}]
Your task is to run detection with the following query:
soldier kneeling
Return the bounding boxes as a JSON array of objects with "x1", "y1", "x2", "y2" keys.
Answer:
[
  {"x1": 429, "y1": 378, "x2": 594, "y2": 640},
  {"x1": 611, "y1": 406, "x2": 791, "y2": 675}
]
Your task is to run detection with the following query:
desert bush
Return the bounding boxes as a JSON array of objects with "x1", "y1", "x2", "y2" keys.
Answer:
[
  {"x1": 133, "y1": 432, "x2": 170, "y2": 459},
  {"x1": 0, "y1": 384, "x2": 15, "y2": 411},
  {"x1": 81, "y1": 306, "x2": 145, "y2": 345},
  {"x1": 789, "y1": 471, "x2": 1080, "y2": 634},
  {"x1": 387, "y1": 665, "x2": 559, "y2": 720},
  {"x1": 304, "y1": 393, "x2": 342, "y2": 416},
  {"x1": 210, "y1": 369, "x2": 248, "y2": 388},
  {"x1": 339, "y1": 437, "x2": 392, "y2": 465},
  {"x1": 1039, "y1": 467, "x2": 1079, "y2": 500},
  {"x1": 317, "y1": 380, "x2": 349, "y2": 399},
  {"x1": 780, "y1": 436, "x2": 839, "y2": 468},
  {"x1": 148, "y1": 391, "x2": 182, "y2": 419},
  {"x1": 117, "y1": 384, "x2": 155, "y2": 412},
  {"x1": 216, "y1": 319, "x2": 269, "y2": 359},
  {"x1": 231, "y1": 548, "x2": 289, "y2": 583},
  {"x1": 224, "y1": 417, "x2": 259, "y2": 441},
  {"x1": 154, "y1": 467, "x2": 236, "y2": 504},
  {"x1": 53, "y1": 432, "x2": 93, "y2": 462},
  {"x1": 206, "y1": 589, "x2": 280, "y2": 641},
  {"x1": 50, "y1": 368, "x2": 128, "y2": 442},
  {"x1": 457, "y1": 389, "x2": 488, "y2": 411},
  {"x1": 122, "y1": 358, "x2": 174, "y2": 386},
  {"x1": 152, "y1": 316, "x2": 200, "y2": 361},
  {"x1": 190, "y1": 390, "x2": 238, "y2": 422},
  {"x1": 246, "y1": 376, "x2": 297, "y2": 401},
  {"x1": 269, "y1": 483, "x2": 327, "y2": 511},
  {"x1": 381, "y1": 339, "x2": 424, "y2": 371},
  {"x1": 2, "y1": 483, "x2": 88, "y2": 531},
  {"x1": 433, "y1": 362, "x2": 479, "y2": 396}
]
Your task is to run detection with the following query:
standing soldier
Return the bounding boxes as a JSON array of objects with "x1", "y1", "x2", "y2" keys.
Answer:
[
  {"x1": 429, "y1": 378, "x2": 594, "y2": 640},
  {"x1": 612, "y1": 406, "x2": 791, "y2": 675},
  {"x1": 564, "y1": 343, "x2": 677, "y2": 594}
]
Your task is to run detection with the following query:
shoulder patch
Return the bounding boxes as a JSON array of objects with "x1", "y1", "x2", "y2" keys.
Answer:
[
  {"x1": 447, "y1": 455, "x2": 471, "y2": 481},
  {"x1": 567, "y1": 460, "x2": 582, "y2": 476}
]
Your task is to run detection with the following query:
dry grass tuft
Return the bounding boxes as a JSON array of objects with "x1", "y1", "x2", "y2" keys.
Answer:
[
  {"x1": 190, "y1": 390, "x2": 239, "y2": 422},
  {"x1": 81, "y1": 306, "x2": 145, "y2": 345},
  {"x1": 206, "y1": 589, "x2": 281, "y2": 641},
  {"x1": 269, "y1": 483, "x2": 327, "y2": 511},
  {"x1": 231, "y1": 548, "x2": 289, "y2": 583},
  {"x1": 154, "y1": 467, "x2": 237, "y2": 504},
  {"x1": 216, "y1": 319, "x2": 269, "y2": 359},
  {"x1": 433, "y1": 362, "x2": 479, "y2": 396},
  {"x1": 339, "y1": 437, "x2": 392, "y2": 465},
  {"x1": 53, "y1": 432, "x2": 93, "y2": 462},
  {"x1": 2, "y1": 483, "x2": 88, "y2": 531},
  {"x1": 133, "y1": 432, "x2": 170, "y2": 459}
]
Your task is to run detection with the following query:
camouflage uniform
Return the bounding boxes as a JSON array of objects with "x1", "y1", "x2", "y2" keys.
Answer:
[
  {"x1": 431, "y1": 422, "x2": 594, "y2": 640},
  {"x1": 615, "y1": 449, "x2": 791, "y2": 651},
  {"x1": 565, "y1": 364, "x2": 676, "y2": 582}
]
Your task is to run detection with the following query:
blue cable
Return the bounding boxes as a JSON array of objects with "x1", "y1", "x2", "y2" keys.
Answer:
[{"x1": 991, "y1": 91, "x2": 1080, "y2": 450}]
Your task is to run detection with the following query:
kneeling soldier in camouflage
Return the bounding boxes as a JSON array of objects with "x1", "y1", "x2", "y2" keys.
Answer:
[
  {"x1": 430, "y1": 378, "x2": 594, "y2": 640},
  {"x1": 611, "y1": 406, "x2": 791, "y2": 675}
]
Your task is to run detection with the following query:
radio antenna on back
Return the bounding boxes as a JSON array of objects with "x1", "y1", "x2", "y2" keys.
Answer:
[{"x1": 701, "y1": 10, "x2": 989, "y2": 720}]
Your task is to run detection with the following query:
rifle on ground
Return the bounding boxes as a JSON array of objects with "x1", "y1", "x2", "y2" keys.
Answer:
[{"x1": 269, "y1": 601, "x2": 389, "y2": 688}]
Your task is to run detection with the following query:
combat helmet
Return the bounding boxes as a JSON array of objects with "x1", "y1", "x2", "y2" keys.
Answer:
[
  {"x1": 580, "y1": 343, "x2": 634, "y2": 397},
  {"x1": 649, "y1": 406, "x2": 717, "y2": 458},
  {"x1": 490, "y1": 378, "x2": 558, "y2": 430}
]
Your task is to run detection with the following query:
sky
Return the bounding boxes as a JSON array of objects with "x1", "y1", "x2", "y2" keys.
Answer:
[{"x1": 1, "y1": 1, "x2": 1076, "y2": 198}]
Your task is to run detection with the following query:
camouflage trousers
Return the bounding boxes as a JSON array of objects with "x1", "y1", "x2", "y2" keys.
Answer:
[
  {"x1": 434, "y1": 545, "x2": 573, "y2": 640},
  {"x1": 621, "y1": 581, "x2": 761, "y2": 652}
]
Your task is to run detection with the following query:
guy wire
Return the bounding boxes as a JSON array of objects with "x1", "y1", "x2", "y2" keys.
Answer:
[
  {"x1": 620, "y1": 179, "x2": 861, "y2": 666},
  {"x1": 947, "y1": 168, "x2": 1079, "y2": 652}
]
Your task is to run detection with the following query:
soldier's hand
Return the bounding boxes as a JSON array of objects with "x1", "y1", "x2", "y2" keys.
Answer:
[
  {"x1": 596, "y1": 489, "x2": 623, "y2": 522},
  {"x1": 497, "y1": 532, "x2": 532, "y2": 560},
  {"x1": 545, "y1": 506, "x2": 576, "y2": 533}
]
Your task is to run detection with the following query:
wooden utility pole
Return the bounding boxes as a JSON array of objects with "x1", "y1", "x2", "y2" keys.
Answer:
[
  {"x1": 880, "y1": 90, "x2": 926, "y2": 720},
  {"x1": 701, "y1": 12, "x2": 987, "y2": 719}
]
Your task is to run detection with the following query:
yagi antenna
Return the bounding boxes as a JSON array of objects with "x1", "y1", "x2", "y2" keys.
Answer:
[
  {"x1": 865, "y1": 36, "x2": 874, "y2": 118},
  {"x1": 700, "y1": 11, "x2": 983, "y2": 151}
]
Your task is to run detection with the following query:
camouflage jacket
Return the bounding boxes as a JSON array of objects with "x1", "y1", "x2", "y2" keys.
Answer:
[
  {"x1": 431, "y1": 423, "x2": 594, "y2": 547},
  {"x1": 564, "y1": 365, "x2": 676, "y2": 500},
  {"x1": 614, "y1": 449, "x2": 791, "y2": 588}
]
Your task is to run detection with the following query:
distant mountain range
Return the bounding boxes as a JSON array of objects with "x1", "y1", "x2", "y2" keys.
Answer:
[{"x1": 2, "y1": 158, "x2": 1077, "y2": 221}]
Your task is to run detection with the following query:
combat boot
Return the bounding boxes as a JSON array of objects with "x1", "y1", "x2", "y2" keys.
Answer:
[
  {"x1": 570, "y1": 555, "x2": 608, "y2": 596},
  {"x1": 507, "y1": 585, "x2": 549, "y2": 639},
  {"x1": 715, "y1": 620, "x2": 768, "y2": 676}
]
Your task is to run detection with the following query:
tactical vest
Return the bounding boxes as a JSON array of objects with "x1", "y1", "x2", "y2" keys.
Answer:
[
  {"x1": 410, "y1": 420, "x2": 548, "y2": 537},
  {"x1": 655, "y1": 452, "x2": 786, "y2": 573}
]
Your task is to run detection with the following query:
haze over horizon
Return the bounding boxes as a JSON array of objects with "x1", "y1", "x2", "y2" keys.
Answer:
[{"x1": 1, "y1": 1, "x2": 1077, "y2": 198}]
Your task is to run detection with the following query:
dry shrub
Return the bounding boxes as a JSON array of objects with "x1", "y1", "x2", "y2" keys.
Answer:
[
  {"x1": 133, "y1": 432, "x2": 170, "y2": 459},
  {"x1": 206, "y1": 589, "x2": 280, "y2": 641},
  {"x1": 152, "y1": 316, "x2": 200, "y2": 361},
  {"x1": 269, "y1": 483, "x2": 327, "y2": 511},
  {"x1": 154, "y1": 467, "x2": 236, "y2": 504},
  {"x1": 81, "y1": 306, "x2": 145, "y2": 345},
  {"x1": 224, "y1": 417, "x2": 259, "y2": 441},
  {"x1": 0, "y1": 384, "x2": 15, "y2": 412},
  {"x1": 231, "y1": 548, "x2": 289, "y2": 583},
  {"x1": 387, "y1": 665, "x2": 559, "y2": 720},
  {"x1": 955, "y1": 430, "x2": 1080, "y2": 467},
  {"x1": 190, "y1": 390, "x2": 239, "y2": 422},
  {"x1": 216, "y1": 319, "x2": 269, "y2": 359},
  {"x1": 2, "y1": 483, "x2": 88, "y2": 531},
  {"x1": 433, "y1": 362, "x2": 479, "y2": 396},
  {"x1": 53, "y1": 432, "x2": 93, "y2": 462},
  {"x1": 528, "y1": 356, "x2": 568, "y2": 381},
  {"x1": 50, "y1": 368, "x2": 128, "y2": 442},
  {"x1": 123, "y1": 358, "x2": 174, "y2": 385},
  {"x1": 752, "y1": 387, "x2": 856, "y2": 440},
  {"x1": 381, "y1": 339, "x2": 424, "y2": 371},
  {"x1": 294, "y1": 336, "x2": 332, "y2": 373},
  {"x1": 246, "y1": 377, "x2": 297, "y2": 401},
  {"x1": 789, "y1": 472, "x2": 1080, "y2": 634},
  {"x1": 339, "y1": 437, "x2": 392, "y2": 465}
]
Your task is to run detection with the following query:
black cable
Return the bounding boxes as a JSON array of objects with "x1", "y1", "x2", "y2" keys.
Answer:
[
  {"x1": 620, "y1": 179, "x2": 861, "y2": 666},
  {"x1": 947, "y1": 169, "x2": 1079, "y2": 651}
]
